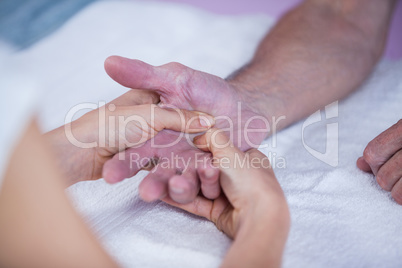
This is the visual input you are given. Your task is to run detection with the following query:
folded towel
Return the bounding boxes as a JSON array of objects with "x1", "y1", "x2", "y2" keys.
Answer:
[{"x1": 16, "y1": 1, "x2": 402, "y2": 267}]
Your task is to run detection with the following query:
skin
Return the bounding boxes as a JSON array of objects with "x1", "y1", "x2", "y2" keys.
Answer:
[
  {"x1": 0, "y1": 121, "x2": 118, "y2": 268},
  {"x1": 1, "y1": 120, "x2": 288, "y2": 267},
  {"x1": 0, "y1": 107, "x2": 213, "y2": 267},
  {"x1": 103, "y1": 0, "x2": 397, "y2": 204},
  {"x1": 163, "y1": 129, "x2": 290, "y2": 267},
  {"x1": 103, "y1": 58, "x2": 267, "y2": 203},
  {"x1": 1, "y1": 0, "x2": 397, "y2": 266},
  {"x1": 45, "y1": 90, "x2": 215, "y2": 186},
  {"x1": 357, "y1": 120, "x2": 402, "y2": 204}
]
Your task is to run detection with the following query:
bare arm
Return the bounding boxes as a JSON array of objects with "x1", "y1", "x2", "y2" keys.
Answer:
[
  {"x1": 0, "y1": 120, "x2": 118, "y2": 267},
  {"x1": 229, "y1": 0, "x2": 397, "y2": 127},
  {"x1": 99, "y1": 0, "x2": 398, "y2": 204},
  {"x1": 0, "y1": 109, "x2": 213, "y2": 266}
]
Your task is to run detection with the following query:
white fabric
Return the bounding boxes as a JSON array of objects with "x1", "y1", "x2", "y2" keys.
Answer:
[
  {"x1": 14, "y1": 1, "x2": 402, "y2": 267},
  {"x1": 0, "y1": 43, "x2": 38, "y2": 187}
]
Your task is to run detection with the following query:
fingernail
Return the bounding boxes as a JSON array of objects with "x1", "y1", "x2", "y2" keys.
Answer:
[
  {"x1": 205, "y1": 169, "x2": 215, "y2": 178},
  {"x1": 198, "y1": 114, "x2": 215, "y2": 128},
  {"x1": 171, "y1": 186, "x2": 184, "y2": 194}
]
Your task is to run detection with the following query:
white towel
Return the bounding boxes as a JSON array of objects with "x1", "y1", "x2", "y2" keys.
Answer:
[{"x1": 15, "y1": 1, "x2": 402, "y2": 267}]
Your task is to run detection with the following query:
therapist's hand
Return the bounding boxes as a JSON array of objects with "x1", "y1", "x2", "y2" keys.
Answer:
[
  {"x1": 357, "y1": 119, "x2": 402, "y2": 204},
  {"x1": 45, "y1": 89, "x2": 214, "y2": 186},
  {"x1": 163, "y1": 129, "x2": 289, "y2": 267},
  {"x1": 102, "y1": 56, "x2": 270, "y2": 204}
]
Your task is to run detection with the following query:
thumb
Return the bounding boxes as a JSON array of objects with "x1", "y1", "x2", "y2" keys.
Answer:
[
  {"x1": 152, "y1": 106, "x2": 215, "y2": 133},
  {"x1": 193, "y1": 128, "x2": 242, "y2": 164},
  {"x1": 104, "y1": 56, "x2": 171, "y2": 96}
]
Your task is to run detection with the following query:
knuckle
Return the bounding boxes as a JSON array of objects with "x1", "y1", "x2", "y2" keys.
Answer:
[
  {"x1": 201, "y1": 170, "x2": 218, "y2": 184},
  {"x1": 376, "y1": 173, "x2": 391, "y2": 191},
  {"x1": 363, "y1": 145, "x2": 378, "y2": 166},
  {"x1": 163, "y1": 62, "x2": 194, "y2": 85},
  {"x1": 164, "y1": 61, "x2": 186, "y2": 70}
]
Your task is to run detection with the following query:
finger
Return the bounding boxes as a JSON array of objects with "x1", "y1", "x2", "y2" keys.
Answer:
[
  {"x1": 102, "y1": 145, "x2": 154, "y2": 183},
  {"x1": 139, "y1": 165, "x2": 177, "y2": 202},
  {"x1": 363, "y1": 120, "x2": 402, "y2": 175},
  {"x1": 102, "y1": 105, "x2": 212, "y2": 154},
  {"x1": 109, "y1": 89, "x2": 159, "y2": 106},
  {"x1": 197, "y1": 161, "x2": 221, "y2": 199},
  {"x1": 102, "y1": 153, "x2": 132, "y2": 183},
  {"x1": 153, "y1": 106, "x2": 215, "y2": 133},
  {"x1": 194, "y1": 129, "x2": 250, "y2": 199},
  {"x1": 246, "y1": 148, "x2": 272, "y2": 170},
  {"x1": 104, "y1": 56, "x2": 170, "y2": 95},
  {"x1": 193, "y1": 128, "x2": 243, "y2": 163},
  {"x1": 356, "y1": 156, "x2": 373, "y2": 173},
  {"x1": 391, "y1": 178, "x2": 402, "y2": 205},
  {"x1": 161, "y1": 195, "x2": 213, "y2": 220},
  {"x1": 168, "y1": 170, "x2": 200, "y2": 204},
  {"x1": 161, "y1": 195, "x2": 230, "y2": 227},
  {"x1": 104, "y1": 105, "x2": 214, "y2": 148},
  {"x1": 376, "y1": 150, "x2": 402, "y2": 191}
]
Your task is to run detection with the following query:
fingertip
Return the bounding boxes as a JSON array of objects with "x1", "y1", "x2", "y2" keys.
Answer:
[
  {"x1": 198, "y1": 165, "x2": 221, "y2": 199},
  {"x1": 139, "y1": 177, "x2": 166, "y2": 202},
  {"x1": 104, "y1": 55, "x2": 123, "y2": 73},
  {"x1": 357, "y1": 156, "x2": 373, "y2": 173},
  {"x1": 102, "y1": 160, "x2": 129, "y2": 184},
  {"x1": 168, "y1": 175, "x2": 199, "y2": 204},
  {"x1": 104, "y1": 55, "x2": 120, "y2": 65},
  {"x1": 193, "y1": 134, "x2": 209, "y2": 151}
]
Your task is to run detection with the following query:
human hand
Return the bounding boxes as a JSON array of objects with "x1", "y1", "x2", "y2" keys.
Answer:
[
  {"x1": 357, "y1": 120, "x2": 402, "y2": 204},
  {"x1": 102, "y1": 56, "x2": 270, "y2": 203},
  {"x1": 163, "y1": 129, "x2": 289, "y2": 267},
  {"x1": 45, "y1": 89, "x2": 214, "y2": 186}
]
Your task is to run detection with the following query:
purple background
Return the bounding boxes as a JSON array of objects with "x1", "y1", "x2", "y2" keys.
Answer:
[{"x1": 159, "y1": 0, "x2": 402, "y2": 59}]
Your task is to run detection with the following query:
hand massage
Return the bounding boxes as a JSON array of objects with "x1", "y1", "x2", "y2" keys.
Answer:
[{"x1": 0, "y1": 0, "x2": 401, "y2": 267}]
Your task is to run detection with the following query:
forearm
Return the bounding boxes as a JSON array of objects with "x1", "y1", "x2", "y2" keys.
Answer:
[
  {"x1": 229, "y1": 0, "x2": 396, "y2": 128},
  {"x1": 0, "y1": 121, "x2": 117, "y2": 267}
]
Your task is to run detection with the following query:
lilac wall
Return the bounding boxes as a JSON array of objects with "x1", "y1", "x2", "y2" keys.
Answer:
[{"x1": 158, "y1": 0, "x2": 402, "y2": 59}]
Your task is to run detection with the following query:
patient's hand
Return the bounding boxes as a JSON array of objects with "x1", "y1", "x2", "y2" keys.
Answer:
[
  {"x1": 163, "y1": 129, "x2": 289, "y2": 267},
  {"x1": 102, "y1": 56, "x2": 270, "y2": 203},
  {"x1": 45, "y1": 90, "x2": 214, "y2": 186},
  {"x1": 357, "y1": 119, "x2": 402, "y2": 204}
]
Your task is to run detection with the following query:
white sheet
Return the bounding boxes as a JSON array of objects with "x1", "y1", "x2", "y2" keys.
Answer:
[{"x1": 15, "y1": 1, "x2": 402, "y2": 267}]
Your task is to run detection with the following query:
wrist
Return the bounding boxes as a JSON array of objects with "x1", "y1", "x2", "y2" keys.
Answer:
[
  {"x1": 44, "y1": 124, "x2": 95, "y2": 185},
  {"x1": 224, "y1": 196, "x2": 290, "y2": 268},
  {"x1": 239, "y1": 193, "x2": 290, "y2": 236},
  {"x1": 227, "y1": 77, "x2": 289, "y2": 134}
]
